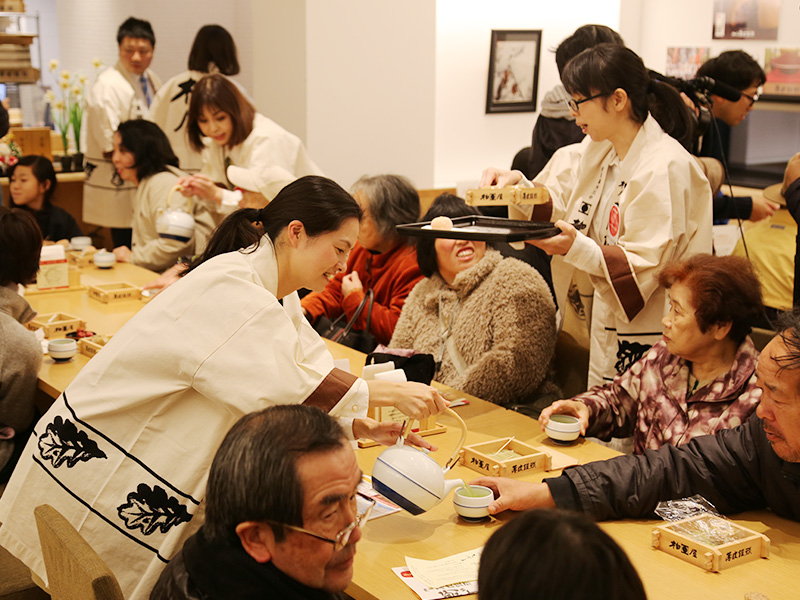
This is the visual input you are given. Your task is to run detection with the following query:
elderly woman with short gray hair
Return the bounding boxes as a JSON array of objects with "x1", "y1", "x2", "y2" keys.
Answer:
[{"x1": 301, "y1": 174, "x2": 424, "y2": 346}]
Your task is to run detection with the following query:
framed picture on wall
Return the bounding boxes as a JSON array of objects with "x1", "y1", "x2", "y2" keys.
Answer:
[{"x1": 486, "y1": 29, "x2": 541, "y2": 114}]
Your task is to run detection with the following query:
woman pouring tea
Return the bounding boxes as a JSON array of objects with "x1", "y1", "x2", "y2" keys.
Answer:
[{"x1": 0, "y1": 176, "x2": 447, "y2": 600}]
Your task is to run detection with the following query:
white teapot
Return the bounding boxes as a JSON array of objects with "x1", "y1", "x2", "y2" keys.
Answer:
[
  {"x1": 156, "y1": 186, "x2": 195, "y2": 243},
  {"x1": 371, "y1": 407, "x2": 468, "y2": 515}
]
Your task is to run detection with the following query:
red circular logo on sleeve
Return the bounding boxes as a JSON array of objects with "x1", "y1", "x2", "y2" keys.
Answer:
[{"x1": 608, "y1": 204, "x2": 620, "y2": 237}]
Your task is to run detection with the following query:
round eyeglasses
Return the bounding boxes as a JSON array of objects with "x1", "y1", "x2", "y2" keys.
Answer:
[
  {"x1": 566, "y1": 92, "x2": 607, "y2": 113},
  {"x1": 265, "y1": 496, "x2": 376, "y2": 551}
]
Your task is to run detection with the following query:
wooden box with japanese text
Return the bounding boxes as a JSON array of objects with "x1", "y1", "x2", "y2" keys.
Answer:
[
  {"x1": 26, "y1": 312, "x2": 85, "y2": 338},
  {"x1": 88, "y1": 282, "x2": 142, "y2": 303},
  {"x1": 459, "y1": 437, "x2": 551, "y2": 477},
  {"x1": 465, "y1": 186, "x2": 549, "y2": 207},
  {"x1": 651, "y1": 514, "x2": 769, "y2": 572}
]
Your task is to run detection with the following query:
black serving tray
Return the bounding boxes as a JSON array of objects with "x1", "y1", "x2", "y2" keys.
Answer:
[{"x1": 397, "y1": 216, "x2": 559, "y2": 243}]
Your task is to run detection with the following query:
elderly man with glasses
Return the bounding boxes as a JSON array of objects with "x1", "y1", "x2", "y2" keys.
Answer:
[
  {"x1": 694, "y1": 50, "x2": 778, "y2": 222},
  {"x1": 151, "y1": 405, "x2": 373, "y2": 599}
]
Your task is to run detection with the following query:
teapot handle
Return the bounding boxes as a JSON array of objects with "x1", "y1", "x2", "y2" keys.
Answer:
[
  {"x1": 443, "y1": 407, "x2": 467, "y2": 472},
  {"x1": 167, "y1": 185, "x2": 194, "y2": 214}
]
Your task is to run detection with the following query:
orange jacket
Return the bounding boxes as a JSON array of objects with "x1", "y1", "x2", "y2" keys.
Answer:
[{"x1": 301, "y1": 242, "x2": 423, "y2": 346}]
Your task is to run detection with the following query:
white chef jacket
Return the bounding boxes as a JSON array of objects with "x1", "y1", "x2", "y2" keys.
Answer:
[
  {"x1": 512, "y1": 115, "x2": 713, "y2": 387},
  {"x1": 148, "y1": 70, "x2": 253, "y2": 174},
  {"x1": 129, "y1": 166, "x2": 215, "y2": 272},
  {"x1": 0, "y1": 237, "x2": 369, "y2": 600},
  {"x1": 82, "y1": 62, "x2": 162, "y2": 228},
  {"x1": 200, "y1": 113, "x2": 322, "y2": 214}
]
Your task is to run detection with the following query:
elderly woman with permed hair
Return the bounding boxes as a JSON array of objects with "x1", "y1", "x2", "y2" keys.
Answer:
[
  {"x1": 540, "y1": 253, "x2": 764, "y2": 453},
  {"x1": 302, "y1": 174, "x2": 423, "y2": 347}
]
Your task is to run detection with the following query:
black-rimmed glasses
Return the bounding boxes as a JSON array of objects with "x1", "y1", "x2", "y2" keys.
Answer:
[
  {"x1": 265, "y1": 497, "x2": 375, "y2": 551},
  {"x1": 741, "y1": 91, "x2": 760, "y2": 106},
  {"x1": 566, "y1": 93, "x2": 607, "y2": 113}
]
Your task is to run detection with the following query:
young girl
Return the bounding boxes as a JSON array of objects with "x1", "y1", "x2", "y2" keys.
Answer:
[
  {"x1": 481, "y1": 44, "x2": 713, "y2": 388},
  {"x1": 110, "y1": 119, "x2": 215, "y2": 273},
  {"x1": 9, "y1": 155, "x2": 82, "y2": 241},
  {"x1": 177, "y1": 73, "x2": 321, "y2": 216}
]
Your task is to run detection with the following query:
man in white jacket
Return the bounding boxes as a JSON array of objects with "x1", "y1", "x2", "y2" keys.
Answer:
[{"x1": 82, "y1": 17, "x2": 161, "y2": 248}]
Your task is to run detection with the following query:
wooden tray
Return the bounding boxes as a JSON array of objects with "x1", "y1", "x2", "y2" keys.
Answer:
[
  {"x1": 26, "y1": 312, "x2": 85, "y2": 338},
  {"x1": 88, "y1": 282, "x2": 142, "y2": 303},
  {"x1": 78, "y1": 335, "x2": 111, "y2": 358},
  {"x1": 459, "y1": 437, "x2": 551, "y2": 477},
  {"x1": 465, "y1": 186, "x2": 549, "y2": 207},
  {"x1": 396, "y1": 216, "x2": 559, "y2": 243},
  {"x1": 652, "y1": 514, "x2": 769, "y2": 572}
]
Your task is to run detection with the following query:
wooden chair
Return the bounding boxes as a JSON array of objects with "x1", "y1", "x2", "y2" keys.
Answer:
[
  {"x1": 0, "y1": 543, "x2": 50, "y2": 600},
  {"x1": 553, "y1": 330, "x2": 590, "y2": 400},
  {"x1": 33, "y1": 504, "x2": 124, "y2": 600},
  {"x1": 751, "y1": 326, "x2": 776, "y2": 352}
]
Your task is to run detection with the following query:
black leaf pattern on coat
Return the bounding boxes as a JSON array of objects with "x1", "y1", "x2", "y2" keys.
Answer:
[
  {"x1": 615, "y1": 340, "x2": 651, "y2": 374},
  {"x1": 38, "y1": 416, "x2": 107, "y2": 468},
  {"x1": 117, "y1": 484, "x2": 192, "y2": 535}
]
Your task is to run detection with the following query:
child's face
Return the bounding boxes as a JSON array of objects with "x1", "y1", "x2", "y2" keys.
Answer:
[{"x1": 10, "y1": 165, "x2": 48, "y2": 208}]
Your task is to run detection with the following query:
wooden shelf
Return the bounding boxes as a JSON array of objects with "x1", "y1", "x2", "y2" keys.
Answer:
[{"x1": 0, "y1": 32, "x2": 35, "y2": 45}]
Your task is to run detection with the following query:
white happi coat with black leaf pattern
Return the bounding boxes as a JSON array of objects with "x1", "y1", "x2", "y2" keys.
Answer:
[
  {"x1": 512, "y1": 115, "x2": 713, "y2": 388},
  {"x1": 0, "y1": 237, "x2": 368, "y2": 599}
]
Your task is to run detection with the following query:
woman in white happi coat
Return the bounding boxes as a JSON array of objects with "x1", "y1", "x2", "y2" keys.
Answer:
[
  {"x1": 482, "y1": 44, "x2": 712, "y2": 388},
  {"x1": 0, "y1": 176, "x2": 446, "y2": 599},
  {"x1": 148, "y1": 25, "x2": 251, "y2": 175},
  {"x1": 110, "y1": 120, "x2": 215, "y2": 273},
  {"x1": 176, "y1": 74, "x2": 321, "y2": 218}
]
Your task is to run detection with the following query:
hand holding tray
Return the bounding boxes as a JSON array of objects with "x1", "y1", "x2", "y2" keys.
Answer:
[{"x1": 396, "y1": 216, "x2": 559, "y2": 243}]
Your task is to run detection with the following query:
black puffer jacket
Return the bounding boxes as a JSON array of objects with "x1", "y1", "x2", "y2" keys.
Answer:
[{"x1": 547, "y1": 415, "x2": 800, "y2": 521}]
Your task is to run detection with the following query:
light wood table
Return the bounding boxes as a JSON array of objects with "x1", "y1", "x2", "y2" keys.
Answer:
[
  {"x1": 327, "y1": 343, "x2": 800, "y2": 600},
  {"x1": 26, "y1": 262, "x2": 157, "y2": 398}
]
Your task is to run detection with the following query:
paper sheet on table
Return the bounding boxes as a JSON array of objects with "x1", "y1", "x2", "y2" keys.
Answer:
[
  {"x1": 392, "y1": 567, "x2": 477, "y2": 600},
  {"x1": 406, "y1": 547, "x2": 482, "y2": 589},
  {"x1": 534, "y1": 444, "x2": 580, "y2": 470}
]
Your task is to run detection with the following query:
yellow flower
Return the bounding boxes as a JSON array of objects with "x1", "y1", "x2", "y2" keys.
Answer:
[
  {"x1": 92, "y1": 57, "x2": 102, "y2": 69},
  {"x1": 54, "y1": 100, "x2": 65, "y2": 110},
  {"x1": 59, "y1": 81, "x2": 69, "y2": 90},
  {"x1": 78, "y1": 74, "x2": 88, "y2": 84},
  {"x1": 48, "y1": 59, "x2": 58, "y2": 72},
  {"x1": 71, "y1": 85, "x2": 82, "y2": 96},
  {"x1": 44, "y1": 90, "x2": 55, "y2": 103},
  {"x1": 60, "y1": 70, "x2": 71, "y2": 81}
]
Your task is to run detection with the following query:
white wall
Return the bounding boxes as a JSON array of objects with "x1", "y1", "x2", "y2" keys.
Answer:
[
  {"x1": 53, "y1": 0, "x2": 253, "y2": 98},
  {"x1": 635, "y1": 0, "x2": 800, "y2": 166},
  {"x1": 304, "y1": 0, "x2": 436, "y2": 190},
  {"x1": 433, "y1": 0, "x2": 621, "y2": 188}
]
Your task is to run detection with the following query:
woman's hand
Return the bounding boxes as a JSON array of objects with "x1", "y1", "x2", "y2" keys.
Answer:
[
  {"x1": 142, "y1": 262, "x2": 187, "y2": 292},
  {"x1": 469, "y1": 477, "x2": 555, "y2": 515},
  {"x1": 538, "y1": 400, "x2": 590, "y2": 436},
  {"x1": 179, "y1": 174, "x2": 223, "y2": 204},
  {"x1": 352, "y1": 418, "x2": 438, "y2": 451},
  {"x1": 527, "y1": 220, "x2": 578, "y2": 255},
  {"x1": 341, "y1": 272, "x2": 362, "y2": 297},
  {"x1": 366, "y1": 379, "x2": 448, "y2": 420},
  {"x1": 479, "y1": 168, "x2": 524, "y2": 188},
  {"x1": 112, "y1": 246, "x2": 132, "y2": 263}
]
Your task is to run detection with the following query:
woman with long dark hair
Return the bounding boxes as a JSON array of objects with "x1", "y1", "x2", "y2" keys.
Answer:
[
  {"x1": 482, "y1": 44, "x2": 712, "y2": 388},
  {"x1": 0, "y1": 176, "x2": 446, "y2": 599},
  {"x1": 110, "y1": 119, "x2": 214, "y2": 272}
]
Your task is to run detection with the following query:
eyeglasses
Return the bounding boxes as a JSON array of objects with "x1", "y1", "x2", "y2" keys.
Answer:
[
  {"x1": 566, "y1": 93, "x2": 607, "y2": 113},
  {"x1": 741, "y1": 91, "x2": 760, "y2": 106},
  {"x1": 265, "y1": 497, "x2": 375, "y2": 551}
]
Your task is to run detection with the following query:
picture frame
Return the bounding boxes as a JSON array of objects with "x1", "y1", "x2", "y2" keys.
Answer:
[{"x1": 486, "y1": 29, "x2": 541, "y2": 114}]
